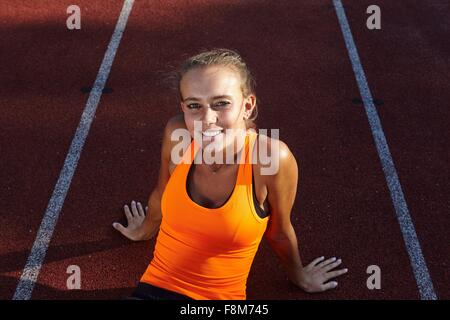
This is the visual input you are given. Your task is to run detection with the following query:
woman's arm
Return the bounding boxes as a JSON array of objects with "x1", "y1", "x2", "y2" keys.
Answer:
[
  {"x1": 113, "y1": 116, "x2": 181, "y2": 241},
  {"x1": 263, "y1": 139, "x2": 348, "y2": 293}
]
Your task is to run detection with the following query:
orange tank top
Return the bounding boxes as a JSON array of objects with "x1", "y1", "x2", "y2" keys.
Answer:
[{"x1": 140, "y1": 131, "x2": 270, "y2": 300}]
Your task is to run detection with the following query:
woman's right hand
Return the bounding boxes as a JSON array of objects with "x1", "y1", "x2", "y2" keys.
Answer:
[{"x1": 113, "y1": 200, "x2": 148, "y2": 241}]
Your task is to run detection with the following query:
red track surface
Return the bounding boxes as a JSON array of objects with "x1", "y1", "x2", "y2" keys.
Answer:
[{"x1": 0, "y1": 0, "x2": 448, "y2": 300}]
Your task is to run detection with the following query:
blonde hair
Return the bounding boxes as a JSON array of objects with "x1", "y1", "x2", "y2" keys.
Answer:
[{"x1": 166, "y1": 48, "x2": 258, "y2": 129}]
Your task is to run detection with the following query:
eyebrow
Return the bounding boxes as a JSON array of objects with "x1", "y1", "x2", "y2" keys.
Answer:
[{"x1": 183, "y1": 95, "x2": 233, "y2": 102}]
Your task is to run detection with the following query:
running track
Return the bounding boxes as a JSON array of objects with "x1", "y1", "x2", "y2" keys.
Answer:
[{"x1": 0, "y1": 0, "x2": 448, "y2": 300}]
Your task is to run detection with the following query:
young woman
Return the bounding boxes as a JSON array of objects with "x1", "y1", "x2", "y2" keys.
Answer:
[{"x1": 113, "y1": 49, "x2": 348, "y2": 300}]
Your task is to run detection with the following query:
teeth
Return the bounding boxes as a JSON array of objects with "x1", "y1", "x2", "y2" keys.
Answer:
[{"x1": 202, "y1": 130, "x2": 222, "y2": 137}]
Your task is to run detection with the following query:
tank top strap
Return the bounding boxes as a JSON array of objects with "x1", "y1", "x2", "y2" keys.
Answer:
[{"x1": 241, "y1": 129, "x2": 258, "y2": 185}]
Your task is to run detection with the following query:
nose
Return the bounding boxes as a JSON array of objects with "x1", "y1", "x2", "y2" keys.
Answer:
[{"x1": 202, "y1": 105, "x2": 218, "y2": 126}]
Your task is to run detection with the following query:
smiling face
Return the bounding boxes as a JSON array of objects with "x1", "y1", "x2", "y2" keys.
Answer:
[{"x1": 179, "y1": 65, "x2": 256, "y2": 160}]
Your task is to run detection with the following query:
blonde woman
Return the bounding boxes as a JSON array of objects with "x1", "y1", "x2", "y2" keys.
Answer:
[{"x1": 113, "y1": 49, "x2": 348, "y2": 300}]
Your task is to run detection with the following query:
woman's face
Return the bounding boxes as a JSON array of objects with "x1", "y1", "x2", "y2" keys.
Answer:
[{"x1": 179, "y1": 65, "x2": 255, "y2": 157}]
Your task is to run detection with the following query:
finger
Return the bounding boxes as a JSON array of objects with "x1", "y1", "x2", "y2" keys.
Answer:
[
  {"x1": 145, "y1": 206, "x2": 148, "y2": 213},
  {"x1": 131, "y1": 200, "x2": 139, "y2": 216},
  {"x1": 321, "y1": 281, "x2": 338, "y2": 291},
  {"x1": 322, "y1": 259, "x2": 343, "y2": 272},
  {"x1": 310, "y1": 256, "x2": 325, "y2": 267},
  {"x1": 317, "y1": 257, "x2": 337, "y2": 268},
  {"x1": 124, "y1": 205, "x2": 133, "y2": 221},
  {"x1": 324, "y1": 268, "x2": 348, "y2": 280},
  {"x1": 113, "y1": 222, "x2": 127, "y2": 235},
  {"x1": 137, "y1": 202, "x2": 145, "y2": 217}
]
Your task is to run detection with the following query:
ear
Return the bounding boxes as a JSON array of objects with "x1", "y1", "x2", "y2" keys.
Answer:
[{"x1": 243, "y1": 95, "x2": 256, "y2": 119}]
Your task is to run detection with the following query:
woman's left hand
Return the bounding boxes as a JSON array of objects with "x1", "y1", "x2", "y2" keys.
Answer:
[{"x1": 293, "y1": 256, "x2": 348, "y2": 293}]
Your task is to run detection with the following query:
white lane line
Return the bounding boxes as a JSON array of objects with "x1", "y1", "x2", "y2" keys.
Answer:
[
  {"x1": 13, "y1": 0, "x2": 135, "y2": 300},
  {"x1": 332, "y1": 0, "x2": 437, "y2": 300}
]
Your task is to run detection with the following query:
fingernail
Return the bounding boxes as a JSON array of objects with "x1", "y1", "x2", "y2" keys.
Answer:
[
  {"x1": 334, "y1": 282, "x2": 338, "y2": 287},
  {"x1": 332, "y1": 257, "x2": 336, "y2": 260},
  {"x1": 344, "y1": 269, "x2": 348, "y2": 272}
]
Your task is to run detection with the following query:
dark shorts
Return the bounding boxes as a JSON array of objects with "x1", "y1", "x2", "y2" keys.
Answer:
[{"x1": 130, "y1": 282, "x2": 194, "y2": 300}]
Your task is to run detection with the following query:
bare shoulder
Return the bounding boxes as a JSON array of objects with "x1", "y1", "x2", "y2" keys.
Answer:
[{"x1": 253, "y1": 133, "x2": 298, "y2": 181}]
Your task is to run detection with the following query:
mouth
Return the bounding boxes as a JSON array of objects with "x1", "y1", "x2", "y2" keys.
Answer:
[
  {"x1": 202, "y1": 129, "x2": 223, "y2": 137},
  {"x1": 200, "y1": 129, "x2": 225, "y2": 143}
]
